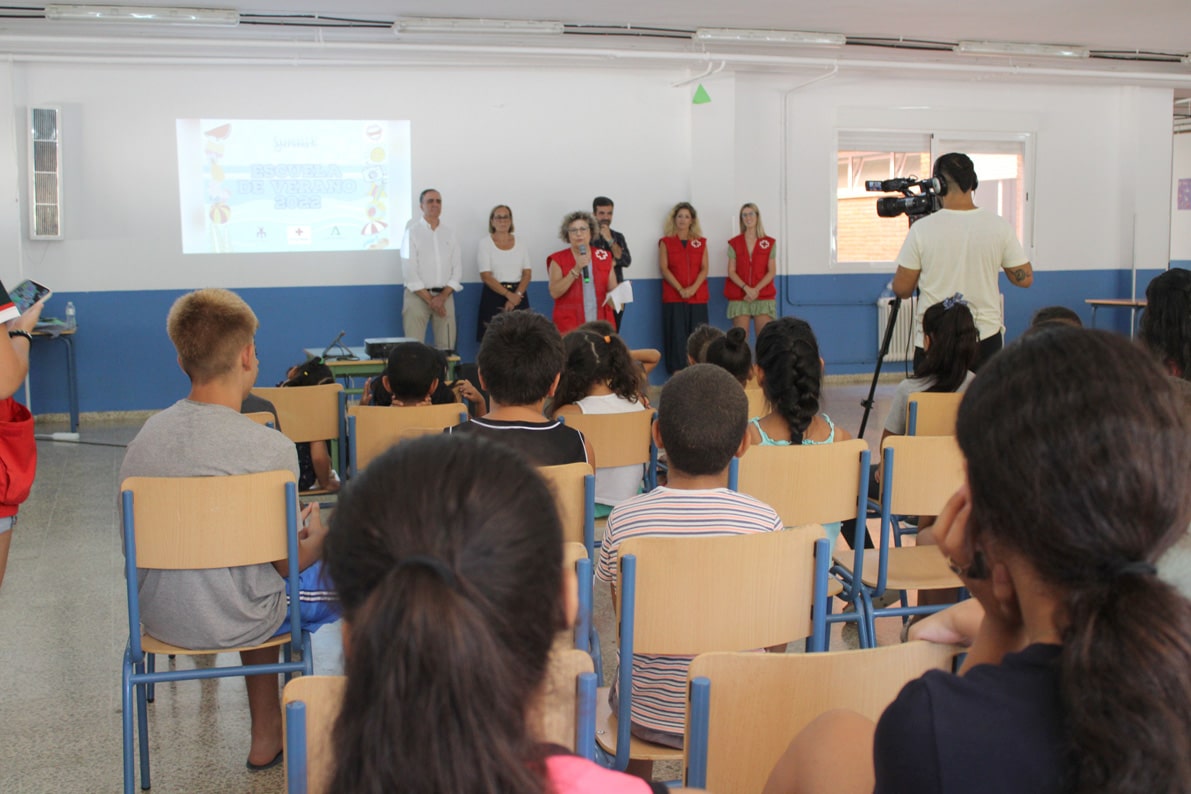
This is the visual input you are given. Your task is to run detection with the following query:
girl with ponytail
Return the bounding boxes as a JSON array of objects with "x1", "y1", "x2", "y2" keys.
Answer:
[
  {"x1": 881, "y1": 294, "x2": 978, "y2": 439},
  {"x1": 764, "y1": 325, "x2": 1191, "y2": 794},
  {"x1": 322, "y1": 434, "x2": 665, "y2": 794}
]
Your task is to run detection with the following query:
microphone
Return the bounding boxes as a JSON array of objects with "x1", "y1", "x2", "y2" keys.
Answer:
[
  {"x1": 578, "y1": 243, "x2": 591, "y2": 283},
  {"x1": 321, "y1": 330, "x2": 347, "y2": 359}
]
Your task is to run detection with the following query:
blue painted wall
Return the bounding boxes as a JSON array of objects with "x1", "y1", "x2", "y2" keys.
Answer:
[{"x1": 25, "y1": 266, "x2": 1173, "y2": 414}]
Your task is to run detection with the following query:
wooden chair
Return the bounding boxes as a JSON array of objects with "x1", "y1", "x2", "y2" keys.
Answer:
[
  {"x1": 834, "y1": 435, "x2": 966, "y2": 645},
  {"x1": 243, "y1": 411, "x2": 275, "y2": 427},
  {"x1": 348, "y1": 403, "x2": 467, "y2": 475},
  {"x1": 744, "y1": 386, "x2": 768, "y2": 420},
  {"x1": 120, "y1": 471, "x2": 312, "y2": 794},
  {"x1": 907, "y1": 391, "x2": 964, "y2": 436},
  {"x1": 598, "y1": 530, "x2": 829, "y2": 772},
  {"x1": 251, "y1": 383, "x2": 346, "y2": 493},
  {"x1": 684, "y1": 642, "x2": 962, "y2": 793},
  {"x1": 728, "y1": 439, "x2": 870, "y2": 642},
  {"x1": 539, "y1": 463, "x2": 597, "y2": 558},
  {"x1": 283, "y1": 654, "x2": 598, "y2": 793},
  {"x1": 558, "y1": 410, "x2": 658, "y2": 492}
]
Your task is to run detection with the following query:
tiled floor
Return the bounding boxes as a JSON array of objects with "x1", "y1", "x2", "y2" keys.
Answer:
[{"x1": 0, "y1": 378, "x2": 900, "y2": 793}]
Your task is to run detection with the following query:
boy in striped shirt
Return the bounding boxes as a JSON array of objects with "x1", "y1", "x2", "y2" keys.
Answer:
[{"x1": 596, "y1": 364, "x2": 782, "y2": 773}]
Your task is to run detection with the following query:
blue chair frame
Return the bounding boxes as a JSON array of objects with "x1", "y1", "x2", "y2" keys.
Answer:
[
  {"x1": 729, "y1": 447, "x2": 872, "y2": 649},
  {"x1": 120, "y1": 475, "x2": 313, "y2": 793},
  {"x1": 836, "y1": 441, "x2": 966, "y2": 646},
  {"x1": 607, "y1": 531, "x2": 830, "y2": 772}
]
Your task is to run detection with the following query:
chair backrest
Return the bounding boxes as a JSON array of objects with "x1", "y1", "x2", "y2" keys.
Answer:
[
  {"x1": 243, "y1": 411, "x2": 275, "y2": 427},
  {"x1": 538, "y1": 463, "x2": 596, "y2": 555},
  {"x1": 350, "y1": 403, "x2": 467, "y2": 473},
  {"x1": 620, "y1": 530, "x2": 817, "y2": 655},
  {"x1": 732, "y1": 438, "x2": 869, "y2": 527},
  {"x1": 684, "y1": 642, "x2": 960, "y2": 794},
  {"x1": 284, "y1": 653, "x2": 598, "y2": 793},
  {"x1": 283, "y1": 675, "x2": 344, "y2": 794},
  {"x1": 558, "y1": 409, "x2": 654, "y2": 468},
  {"x1": 907, "y1": 391, "x2": 964, "y2": 436},
  {"x1": 881, "y1": 435, "x2": 966, "y2": 517},
  {"x1": 251, "y1": 384, "x2": 344, "y2": 444},
  {"x1": 121, "y1": 470, "x2": 296, "y2": 569},
  {"x1": 532, "y1": 648, "x2": 597, "y2": 753},
  {"x1": 744, "y1": 386, "x2": 767, "y2": 420}
]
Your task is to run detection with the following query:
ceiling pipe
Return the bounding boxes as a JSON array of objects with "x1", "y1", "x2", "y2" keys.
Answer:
[{"x1": 0, "y1": 33, "x2": 1187, "y2": 86}]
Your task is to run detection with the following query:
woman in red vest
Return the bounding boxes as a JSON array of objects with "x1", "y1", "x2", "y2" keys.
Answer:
[
  {"x1": 724, "y1": 202, "x2": 777, "y2": 338},
  {"x1": 659, "y1": 202, "x2": 709, "y2": 373},
  {"x1": 548, "y1": 210, "x2": 618, "y2": 334}
]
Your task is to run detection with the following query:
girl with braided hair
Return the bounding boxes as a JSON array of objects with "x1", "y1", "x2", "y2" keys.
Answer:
[
  {"x1": 749, "y1": 317, "x2": 852, "y2": 447},
  {"x1": 748, "y1": 318, "x2": 854, "y2": 547}
]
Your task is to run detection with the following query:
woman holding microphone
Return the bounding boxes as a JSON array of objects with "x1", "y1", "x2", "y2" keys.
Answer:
[{"x1": 548, "y1": 210, "x2": 618, "y2": 335}]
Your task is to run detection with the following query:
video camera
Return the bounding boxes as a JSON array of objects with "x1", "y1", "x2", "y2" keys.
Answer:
[{"x1": 865, "y1": 176, "x2": 942, "y2": 221}]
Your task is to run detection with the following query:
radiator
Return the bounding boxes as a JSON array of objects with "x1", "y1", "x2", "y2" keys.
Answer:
[{"x1": 876, "y1": 296, "x2": 917, "y2": 362}]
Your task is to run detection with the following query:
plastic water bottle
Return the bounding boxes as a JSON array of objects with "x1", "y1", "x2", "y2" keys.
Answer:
[
  {"x1": 64, "y1": 301, "x2": 76, "y2": 330},
  {"x1": 879, "y1": 281, "x2": 895, "y2": 301}
]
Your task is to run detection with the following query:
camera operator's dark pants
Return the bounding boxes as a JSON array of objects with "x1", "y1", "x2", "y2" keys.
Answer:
[{"x1": 914, "y1": 333, "x2": 1002, "y2": 373}]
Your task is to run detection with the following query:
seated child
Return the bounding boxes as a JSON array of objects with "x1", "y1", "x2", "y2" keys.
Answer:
[
  {"x1": 705, "y1": 325, "x2": 754, "y2": 386},
  {"x1": 120, "y1": 289, "x2": 338, "y2": 770},
  {"x1": 596, "y1": 364, "x2": 782, "y2": 764},
  {"x1": 686, "y1": 322, "x2": 724, "y2": 366},
  {"x1": 750, "y1": 317, "x2": 858, "y2": 549},
  {"x1": 322, "y1": 433, "x2": 668, "y2": 793},
  {"x1": 362, "y1": 343, "x2": 485, "y2": 413},
  {"x1": 449, "y1": 310, "x2": 592, "y2": 466},
  {"x1": 552, "y1": 328, "x2": 649, "y2": 510},
  {"x1": 278, "y1": 358, "x2": 340, "y2": 493}
]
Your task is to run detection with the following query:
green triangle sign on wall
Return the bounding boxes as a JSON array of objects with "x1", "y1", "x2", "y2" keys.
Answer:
[{"x1": 692, "y1": 84, "x2": 711, "y2": 104}]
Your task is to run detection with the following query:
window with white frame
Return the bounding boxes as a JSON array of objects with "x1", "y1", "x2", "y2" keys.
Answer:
[{"x1": 834, "y1": 131, "x2": 1033, "y2": 266}]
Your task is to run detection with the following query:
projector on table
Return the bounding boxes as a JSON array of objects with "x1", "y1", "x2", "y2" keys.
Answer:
[{"x1": 364, "y1": 337, "x2": 415, "y2": 360}]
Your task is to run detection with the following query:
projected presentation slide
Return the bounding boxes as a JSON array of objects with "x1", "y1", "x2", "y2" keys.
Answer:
[{"x1": 177, "y1": 119, "x2": 412, "y2": 254}]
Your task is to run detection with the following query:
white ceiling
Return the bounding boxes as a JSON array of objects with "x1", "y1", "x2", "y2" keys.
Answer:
[
  {"x1": 1, "y1": 0, "x2": 1190, "y2": 98},
  {"x1": 17, "y1": 0, "x2": 1186, "y2": 55}
]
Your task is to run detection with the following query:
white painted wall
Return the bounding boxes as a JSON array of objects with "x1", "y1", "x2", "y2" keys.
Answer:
[
  {"x1": 726, "y1": 73, "x2": 1173, "y2": 277},
  {"x1": 1171, "y1": 132, "x2": 1191, "y2": 262},
  {"x1": 3, "y1": 62, "x2": 693, "y2": 292},
  {"x1": 0, "y1": 59, "x2": 1176, "y2": 293}
]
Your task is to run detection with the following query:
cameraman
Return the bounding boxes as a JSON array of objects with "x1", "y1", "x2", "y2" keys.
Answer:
[{"x1": 892, "y1": 152, "x2": 1033, "y2": 370}]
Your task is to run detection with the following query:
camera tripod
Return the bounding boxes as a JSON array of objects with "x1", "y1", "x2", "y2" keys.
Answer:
[{"x1": 858, "y1": 295, "x2": 906, "y2": 439}]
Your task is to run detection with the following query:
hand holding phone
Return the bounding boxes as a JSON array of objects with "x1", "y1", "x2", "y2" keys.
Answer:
[{"x1": 10, "y1": 279, "x2": 51, "y2": 314}]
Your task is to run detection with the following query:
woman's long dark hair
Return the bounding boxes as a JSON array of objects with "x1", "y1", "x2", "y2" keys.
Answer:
[
  {"x1": 322, "y1": 434, "x2": 566, "y2": 794},
  {"x1": 913, "y1": 299, "x2": 978, "y2": 392},
  {"x1": 755, "y1": 317, "x2": 822, "y2": 442},
  {"x1": 552, "y1": 328, "x2": 641, "y2": 414},
  {"x1": 956, "y1": 326, "x2": 1191, "y2": 793}
]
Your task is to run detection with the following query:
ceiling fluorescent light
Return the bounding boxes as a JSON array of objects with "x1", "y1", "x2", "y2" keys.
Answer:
[
  {"x1": 393, "y1": 18, "x2": 564, "y2": 36},
  {"x1": 955, "y1": 40, "x2": 1089, "y2": 58},
  {"x1": 694, "y1": 28, "x2": 845, "y2": 47},
  {"x1": 44, "y1": 5, "x2": 239, "y2": 26}
]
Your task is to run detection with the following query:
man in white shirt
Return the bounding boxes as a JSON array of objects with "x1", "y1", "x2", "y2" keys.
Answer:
[
  {"x1": 401, "y1": 188, "x2": 463, "y2": 350},
  {"x1": 892, "y1": 153, "x2": 1033, "y2": 370}
]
